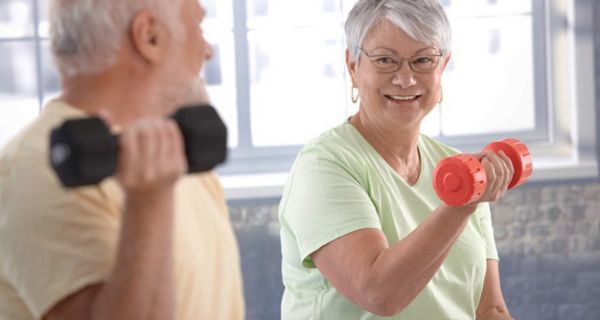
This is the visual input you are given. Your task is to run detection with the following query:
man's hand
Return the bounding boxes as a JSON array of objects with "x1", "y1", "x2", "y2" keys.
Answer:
[{"x1": 116, "y1": 117, "x2": 187, "y2": 198}]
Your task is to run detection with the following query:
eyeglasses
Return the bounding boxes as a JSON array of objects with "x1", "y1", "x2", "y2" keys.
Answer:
[{"x1": 360, "y1": 48, "x2": 443, "y2": 73}]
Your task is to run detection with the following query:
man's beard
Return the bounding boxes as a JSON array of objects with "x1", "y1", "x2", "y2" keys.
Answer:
[
  {"x1": 186, "y1": 76, "x2": 211, "y2": 106},
  {"x1": 161, "y1": 75, "x2": 211, "y2": 114}
]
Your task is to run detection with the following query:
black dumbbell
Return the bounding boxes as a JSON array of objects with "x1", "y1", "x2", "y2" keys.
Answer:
[{"x1": 49, "y1": 104, "x2": 227, "y2": 187}]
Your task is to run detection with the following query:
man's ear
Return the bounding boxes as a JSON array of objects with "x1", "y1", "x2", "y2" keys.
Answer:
[
  {"x1": 129, "y1": 10, "x2": 166, "y2": 64},
  {"x1": 345, "y1": 49, "x2": 358, "y2": 87}
]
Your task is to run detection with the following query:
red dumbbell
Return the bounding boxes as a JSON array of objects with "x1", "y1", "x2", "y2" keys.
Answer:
[{"x1": 433, "y1": 138, "x2": 533, "y2": 206}]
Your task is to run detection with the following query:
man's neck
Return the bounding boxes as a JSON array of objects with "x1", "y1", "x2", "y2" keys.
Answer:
[{"x1": 59, "y1": 70, "x2": 158, "y2": 126}]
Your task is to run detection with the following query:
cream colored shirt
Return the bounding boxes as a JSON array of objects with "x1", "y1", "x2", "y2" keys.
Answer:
[
  {"x1": 0, "y1": 100, "x2": 244, "y2": 320},
  {"x1": 279, "y1": 121, "x2": 499, "y2": 319}
]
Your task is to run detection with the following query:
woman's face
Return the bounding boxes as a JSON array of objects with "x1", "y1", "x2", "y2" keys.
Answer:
[{"x1": 347, "y1": 19, "x2": 450, "y2": 131}]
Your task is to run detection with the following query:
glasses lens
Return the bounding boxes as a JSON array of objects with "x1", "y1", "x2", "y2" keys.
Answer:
[{"x1": 411, "y1": 55, "x2": 440, "y2": 72}]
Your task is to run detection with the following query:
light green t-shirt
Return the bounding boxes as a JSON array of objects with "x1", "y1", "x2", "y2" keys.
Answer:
[{"x1": 279, "y1": 121, "x2": 499, "y2": 320}]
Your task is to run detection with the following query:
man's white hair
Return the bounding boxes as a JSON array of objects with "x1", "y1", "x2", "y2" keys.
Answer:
[{"x1": 49, "y1": 0, "x2": 181, "y2": 77}]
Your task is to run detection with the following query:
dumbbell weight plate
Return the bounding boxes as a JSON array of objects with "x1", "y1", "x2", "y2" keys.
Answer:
[
  {"x1": 50, "y1": 117, "x2": 118, "y2": 187},
  {"x1": 173, "y1": 105, "x2": 227, "y2": 173},
  {"x1": 433, "y1": 154, "x2": 487, "y2": 206},
  {"x1": 483, "y1": 138, "x2": 532, "y2": 189}
]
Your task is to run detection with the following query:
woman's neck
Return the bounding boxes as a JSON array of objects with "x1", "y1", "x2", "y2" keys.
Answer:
[{"x1": 349, "y1": 112, "x2": 422, "y2": 185}]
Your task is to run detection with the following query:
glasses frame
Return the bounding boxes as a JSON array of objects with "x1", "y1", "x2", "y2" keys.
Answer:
[{"x1": 359, "y1": 48, "x2": 444, "y2": 73}]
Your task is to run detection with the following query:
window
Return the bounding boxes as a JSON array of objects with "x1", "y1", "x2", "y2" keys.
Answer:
[
  {"x1": 0, "y1": 0, "x2": 58, "y2": 148},
  {"x1": 213, "y1": 0, "x2": 598, "y2": 196},
  {"x1": 205, "y1": 0, "x2": 354, "y2": 174},
  {"x1": 0, "y1": 0, "x2": 597, "y2": 198}
]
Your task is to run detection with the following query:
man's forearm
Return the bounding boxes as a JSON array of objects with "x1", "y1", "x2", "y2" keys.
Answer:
[{"x1": 90, "y1": 190, "x2": 176, "y2": 319}]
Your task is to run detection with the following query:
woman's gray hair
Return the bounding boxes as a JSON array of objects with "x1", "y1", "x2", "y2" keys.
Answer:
[
  {"x1": 49, "y1": 0, "x2": 181, "y2": 77},
  {"x1": 345, "y1": 0, "x2": 451, "y2": 62}
]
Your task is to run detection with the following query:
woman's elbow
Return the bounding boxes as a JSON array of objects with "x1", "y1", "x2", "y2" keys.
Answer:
[{"x1": 361, "y1": 286, "x2": 412, "y2": 317}]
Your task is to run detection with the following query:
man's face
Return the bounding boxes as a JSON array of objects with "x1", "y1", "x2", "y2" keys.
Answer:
[{"x1": 160, "y1": 0, "x2": 213, "y2": 111}]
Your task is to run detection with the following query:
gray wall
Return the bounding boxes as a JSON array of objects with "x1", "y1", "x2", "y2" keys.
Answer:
[
  {"x1": 229, "y1": 2, "x2": 600, "y2": 319},
  {"x1": 230, "y1": 187, "x2": 600, "y2": 320}
]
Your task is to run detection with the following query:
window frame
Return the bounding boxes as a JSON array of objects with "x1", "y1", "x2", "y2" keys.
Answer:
[
  {"x1": 0, "y1": 0, "x2": 597, "y2": 199},
  {"x1": 218, "y1": 0, "x2": 598, "y2": 198},
  {"x1": 0, "y1": 0, "x2": 46, "y2": 111}
]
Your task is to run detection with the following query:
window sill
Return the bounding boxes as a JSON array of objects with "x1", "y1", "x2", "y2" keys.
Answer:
[
  {"x1": 221, "y1": 158, "x2": 599, "y2": 201},
  {"x1": 222, "y1": 172, "x2": 288, "y2": 200}
]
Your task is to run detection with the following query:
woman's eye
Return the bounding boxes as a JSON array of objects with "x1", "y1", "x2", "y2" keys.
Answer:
[
  {"x1": 377, "y1": 57, "x2": 394, "y2": 64},
  {"x1": 413, "y1": 56, "x2": 433, "y2": 64}
]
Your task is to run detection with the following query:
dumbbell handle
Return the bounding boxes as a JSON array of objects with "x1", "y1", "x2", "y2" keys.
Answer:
[
  {"x1": 50, "y1": 105, "x2": 227, "y2": 188},
  {"x1": 433, "y1": 138, "x2": 533, "y2": 206}
]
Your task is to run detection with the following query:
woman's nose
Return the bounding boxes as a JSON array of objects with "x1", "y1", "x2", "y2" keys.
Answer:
[{"x1": 391, "y1": 62, "x2": 417, "y2": 88}]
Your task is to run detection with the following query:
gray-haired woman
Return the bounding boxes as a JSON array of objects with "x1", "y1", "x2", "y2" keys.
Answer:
[{"x1": 279, "y1": 0, "x2": 514, "y2": 319}]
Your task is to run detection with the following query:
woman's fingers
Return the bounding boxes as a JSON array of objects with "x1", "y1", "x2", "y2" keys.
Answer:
[{"x1": 480, "y1": 151, "x2": 514, "y2": 202}]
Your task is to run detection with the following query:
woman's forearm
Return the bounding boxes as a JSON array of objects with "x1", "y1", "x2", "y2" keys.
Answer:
[{"x1": 361, "y1": 204, "x2": 476, "y2": 314}]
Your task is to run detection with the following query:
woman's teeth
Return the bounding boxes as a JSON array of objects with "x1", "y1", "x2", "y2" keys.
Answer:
[{"x1": 387, "y1": 95, "x2": 417, "y2": 101}]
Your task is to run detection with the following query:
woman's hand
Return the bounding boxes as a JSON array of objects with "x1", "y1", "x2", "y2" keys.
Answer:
[{"x1": 469, "y1": 150, "x2": 514, "y2": 205}]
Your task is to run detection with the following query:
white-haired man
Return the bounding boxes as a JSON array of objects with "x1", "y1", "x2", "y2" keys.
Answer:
[{"x1": 0, "y1": 0, "x2": 244, "y2": 319}]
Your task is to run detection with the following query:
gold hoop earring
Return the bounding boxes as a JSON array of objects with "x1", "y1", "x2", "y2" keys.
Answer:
[
  {"x1": 439, "y1": 86, "x2": 443, "y2": 104},
  {"x1": 351, "y1": 86, "x2": 359, "y2": 103}
]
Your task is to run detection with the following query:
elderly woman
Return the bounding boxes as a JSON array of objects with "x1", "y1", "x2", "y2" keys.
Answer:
[{"x1": 278, "y1": 0, "x2": 515, "y2": 319}]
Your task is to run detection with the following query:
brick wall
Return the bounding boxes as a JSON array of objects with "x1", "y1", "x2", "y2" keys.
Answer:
[
  {"x1": 494, "y1": 184, "x2": 600, "y2": 320},
  {"x1": 230, "y1": 183, "x2": 600, "y2": 320}
]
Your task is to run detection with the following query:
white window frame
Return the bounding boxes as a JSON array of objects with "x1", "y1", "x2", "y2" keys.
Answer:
[
  {"x1": 0, "y1": 0, "x2": 597, "y2": 200},
  {"x1": 220, "y1": 0, "x2": 598, "y2": 199}
]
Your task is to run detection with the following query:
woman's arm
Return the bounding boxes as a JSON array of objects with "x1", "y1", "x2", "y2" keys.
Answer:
[
  {"x1": 312, "y1": 204, "x2": 475, "y2": 316},
  {"x1": 311, "y1": 152, "x2": 514, "y2": 317},
  {"x1": 476, "y1": 260, "x2": 513, "y2": 320}
]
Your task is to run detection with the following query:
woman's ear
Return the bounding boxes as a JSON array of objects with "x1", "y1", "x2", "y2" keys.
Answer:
[
  {"x1": 129, "y1": 10, "x2": 166, "y2": 64},
  {"x1": 440, "y1": 52, "x2": 452, "y2": 73},
  {"x1": 346, "y1": 48, "x2": 358, "y2": 87}
]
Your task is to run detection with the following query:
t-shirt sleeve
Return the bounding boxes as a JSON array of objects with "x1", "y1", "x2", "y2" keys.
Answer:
[
  {"x1": 0, "y1": 158, "x2": 118, "y2": 319},
  {"x1": 476, "y1": 203, "x2": 499, "y2": 260},
  {"x1": 279, "y1": 145, "x2": 382, "y2": 268}
]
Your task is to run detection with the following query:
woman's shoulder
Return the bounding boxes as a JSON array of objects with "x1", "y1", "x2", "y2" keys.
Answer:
[
  {"x1": 418, "y1": 134, "x2": 461, "y2": 159},
  {"x1": 300, "y1": 122, "x2": 362, "y2": 153},
  {"x1": 293, "y1": 122, "x2": 369, "y2": 172}
]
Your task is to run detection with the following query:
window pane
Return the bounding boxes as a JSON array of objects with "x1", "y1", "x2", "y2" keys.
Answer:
[
  {"x1": 0, "y1": 0, "x2": 34, "y2": 38},
  {"x1": 203, "y1": 0, "x2": 233, "y2": 30},
  {"x1": 36, "y1": 0, "x2": 49, "y2": 38},
  {"x1": 0, "y1": 41, "x2": 39, "y2": 149},
  {"x1": 421, "y1": 107, "x2": 441, "y2": 137},
  {"x1": 445, "y1": 0, "x2": 531, "y2": 16},
  {"x1": 441, "y1": 15, "x2": 535, "y2": 136},
  {"x1": 249, "y1": 28, "x2": 348, "y2": 146},
  {"x1": 203, "y1": 2, "x2": 236, "y2": 148},
  {"x1": 247, "y1": 0, "x2": 343, "y2": 28},
  {"x1": 203, "y1": 36, "x2": 238, "y2": 148},
  {"x1": 40, "y1": 41, "x2": 60, "y2": 104}
]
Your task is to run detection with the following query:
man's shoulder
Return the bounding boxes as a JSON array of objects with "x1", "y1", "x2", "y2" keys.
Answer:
[
  {"x1": 0, "y1": 117, "x2": 48, "y2": 172},
  {"x1": 1, "y1": 100, "x2": 85, "y2": 166}
]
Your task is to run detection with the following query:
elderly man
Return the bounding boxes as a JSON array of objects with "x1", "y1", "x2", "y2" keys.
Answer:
[{"x1": 0, "y1": 0, "x2": 244, "y2": 319}]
